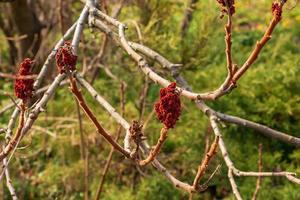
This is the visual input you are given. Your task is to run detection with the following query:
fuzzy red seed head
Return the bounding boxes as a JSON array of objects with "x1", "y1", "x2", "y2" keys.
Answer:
[
  {"x1": 55, "y1": 42, "x2": 77, "y2": 74},
  {"x1": 14, "y1": 58, "x2": 34, "y2": 101},
  {"x1": 154, "y1": 82, "x2": 181, "y2": 129},
  {"x1": 272, "y1": 2, "x2": 282, "y2": 21}
]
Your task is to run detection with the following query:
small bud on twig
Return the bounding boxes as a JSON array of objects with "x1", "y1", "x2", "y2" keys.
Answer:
[{"x1": 272, "y1": 1, "x2": 283, "y2": 21}]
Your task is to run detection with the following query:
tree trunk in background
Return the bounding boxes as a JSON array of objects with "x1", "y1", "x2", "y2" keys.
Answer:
[
  {"x1": 180, "y1": 0, "x2": 199, "y2": 37},
  {"x1": 10, "y1": 0, "x2": 42, "y2": 62},
  {"x1": 0, "y1": 0, "x2": 42, "y2": 66},
  {"x1": 0, "y1": 7, "x2": 18, "y2": 66},
  {"x1": 135, "y1": 0, "x2": 152, "y2": 26}
]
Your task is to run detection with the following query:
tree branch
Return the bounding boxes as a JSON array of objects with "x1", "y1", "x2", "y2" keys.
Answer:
[{"x1": 69, "y1": 75, "x2": 131, "y2": 158}]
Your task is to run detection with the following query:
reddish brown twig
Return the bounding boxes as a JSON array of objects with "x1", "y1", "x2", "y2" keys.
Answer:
[
  {"x1": 76, "y1": 73, "x2": 220, "y2": 194},
  {"x1": 0, "y1": 103, "x2": 25, "y2": 162},
  {"x1": 224, "y1": 0, "x2": 234, "y2": 76},
  {"x1": 251, "y1": 143, "x2": 263, "y2": 200},
  {"x1": 69, "y1": 76, "x2": 130, "y2": 158},
  {"x1": 204, "y1": 124, "x2": 212, "y2": 154},
  {"x1": 138, "y1": 126, "x2": 169, "y2": 166},
  {"x1": 192, "y1": 135, "x2": 219, "y2": 189},
  {"x1": 231, "y1": 1, "x2": 286, "y2": 84}
]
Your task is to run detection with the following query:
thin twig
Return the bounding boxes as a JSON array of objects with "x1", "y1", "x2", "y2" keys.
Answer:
[
  {"x1": 138, "y1": 77, "x2": 149, "y2": 122},
  {"x1": 0, "y1": 103, "x2": 25, "y2": 162},
  {"x1": 89, "y1": 3, "x2": 288, "y2": 100},
  {"x1": 251, "y1": 143, "x2": 263, "y2": 200},
  {"x1": 69, "y1": 76, "x2": 130, "y2": 158},
  {"x1": 224, "y1": 0, "x2": 234, "y2": 76},
  {"x1": 75, "y1": 73, "x2": 218, "y2": 193},
  {"x1": 231, "y1": 1, "x2": 287, "y2": 84},
  {"x1": 88, "y1": 7, "x2": 300, "y2": 149},
  {"x1": 2, "y1": 146, "x2": 18, "y2": 200},
  {"x1": 138, "y1": 126, "x2": 168, "y2": 166},
  {"x1": 215, "y1": 112, "x2": 300, "y2": 148},
  {"x1": 192, "y1": 135, "x2": 219, "y2": 189},
  {"x1": 94, "y1": 82, "x2": 126, "y2": 200},
  {"x1": 0, "y1": 79, "x2": 69, "y2": 116},
  {"x1": 75, "y1": 101, "x2": 89, "y2": 200}
]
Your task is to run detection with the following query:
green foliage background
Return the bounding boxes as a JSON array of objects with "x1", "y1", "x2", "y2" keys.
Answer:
[{"x1": 0, "y1": 0, "x2": 300, "y2": 199}]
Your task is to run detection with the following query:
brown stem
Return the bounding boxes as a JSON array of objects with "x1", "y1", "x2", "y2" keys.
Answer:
[
  {"x1": 75, "y1": 73, "x2": 223, "y2": 194},
  {"x1": 75, "y1": 101, "x2": 89, "y2": 200},
  {"x1": 193, "y1": 135, "x2": 219, "y2": 189},
  {"x1": 224, "y1": 0, "x2": 233, "y2": 77},
  {"x1": 138, "y1": 77, "x2": 149, "y2": 122},
  {"x1": 84, "y1": 148, "x2": 89, "y2": 200},
  {"x1": 139, "y1": 126, "x2": 168, "y2": 166},
  {"x1": 231, "y1": 2, "x2": 285, "y2": 84},
  {"x1": 0, "y1": 103, "x2": 25, "y2": 162},
  {"x1": 251, "y1": 143, "x2": 263, "y2": 200},
  {"x1": 204, "y1": 124, "x2": 212, "y2": 154},
  {"x1": 90, "y1": 0, "x2": 125, "y2": 85},
  {"x1": 76, "y1": 102, "x2": 86, "y2": 160},
  {"x1": 90, "y1": 34, "x2": 108, "y2": 84},
  {"x1": 68, "y1": 76, "x2": 130, "y2": 158}
]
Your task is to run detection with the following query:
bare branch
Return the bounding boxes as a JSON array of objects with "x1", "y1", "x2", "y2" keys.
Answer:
[
  {"x1": 75, "y1": 73, "x2": 217, "y2": 193},
  {"x1": 2, "y1": 148, "x2": 18, "y2": 200},
  {"x1": 193, "y1": 135, "x2": 219, "y2": 190},
  {"x1": 69, "y1": 75, "x2": 131, "y2": 158},
  {"x1": 216, "y1": 112, "x2": 300, "y2": 148},
  {"x1": 0, "y1": 79, "x2": 69, "y2": 116},
  {"x1": 210, "y1": 115, "x2": 299, "y2": 200},
  {"x1": 33, "y1": 22, "x2": 77, "y2": 90}
]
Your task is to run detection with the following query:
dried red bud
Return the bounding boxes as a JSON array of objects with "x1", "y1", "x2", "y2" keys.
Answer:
[
  {"x1": 14, "y1": 58, "x2": 34, "y2": 101},
  {"x1": 272, "y1": 2, "x2": 282, "y2": 21},
  {"x1": 55, "y1": 42, "x2": 77, "y2": 74},
  {"x1": 129, "y1": 120, "x2": 144, "y2": 142},
  {"x1": 216, "y1": 0, "x2": 235, "y2": 16},
  {"x1": 154, "y1": 82, "x2": 181, "y2": 129}
]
